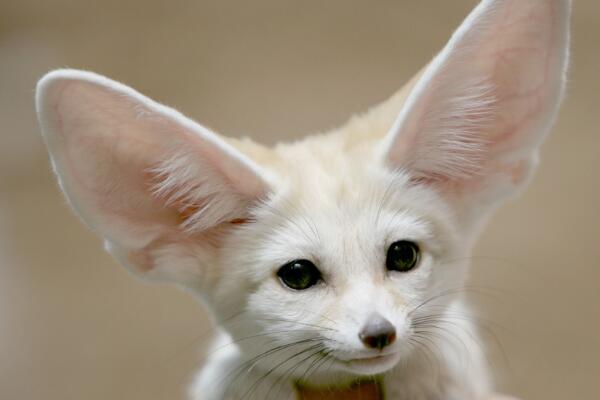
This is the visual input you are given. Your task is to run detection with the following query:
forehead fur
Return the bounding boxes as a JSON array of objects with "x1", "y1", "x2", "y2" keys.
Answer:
[
  {"x1": 219, "y1": 82, "x2": 456, "y2": 277},
  {"x1": 235, "y1": 141, "x2": 455, "y2": 286}
]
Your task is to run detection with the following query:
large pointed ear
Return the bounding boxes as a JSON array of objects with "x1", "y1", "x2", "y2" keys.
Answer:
[
  {"x1": 36, "y1": 70, "x2": 272, "y2": 286},
  {"x1": 383, "y1": 0, "x2": 570, "y2": 211}
]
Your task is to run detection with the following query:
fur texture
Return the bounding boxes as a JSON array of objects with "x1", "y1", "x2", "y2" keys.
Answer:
[{"x1": 36, "y1": 0, "x2": 570, "y2": 399}]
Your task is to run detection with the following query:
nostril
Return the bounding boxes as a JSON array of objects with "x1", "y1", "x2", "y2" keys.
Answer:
[
  {"x1": 359, "y1": 330, "x2": 396, "y2": 350},
  {"x1": 358, "y1": 315, "x2": 397, "y2": 350}
]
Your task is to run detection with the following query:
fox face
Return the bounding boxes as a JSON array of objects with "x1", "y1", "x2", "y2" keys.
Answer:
[
  {"x1": 36, "y1": 0, "x2": 570, "y2": 398},
  {"x1": 210, "y1": 136, "x2": 468, "y2": 376}
]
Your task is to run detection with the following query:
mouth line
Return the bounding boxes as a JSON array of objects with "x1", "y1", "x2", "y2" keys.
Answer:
[{"x1": 341, "y1": 351, "x2": 400, "y2": 367}]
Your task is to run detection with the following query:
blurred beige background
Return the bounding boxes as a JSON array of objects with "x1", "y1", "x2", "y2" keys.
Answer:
[{"x1": 1, "y1": 1, "x2": 598, "y2": 399}]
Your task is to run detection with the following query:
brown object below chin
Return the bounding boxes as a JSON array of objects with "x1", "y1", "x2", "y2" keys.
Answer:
[{"x1": 296, "y1": 379, "x2": 383, "y2": 400}]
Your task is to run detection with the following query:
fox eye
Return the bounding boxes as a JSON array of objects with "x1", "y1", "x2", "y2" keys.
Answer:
[
  {"x1": 386, "y1": 241, "x2": 420, "y2": 272},
  {"x1": 277, "y1": 260, "x2": 321, "y2": 290}
]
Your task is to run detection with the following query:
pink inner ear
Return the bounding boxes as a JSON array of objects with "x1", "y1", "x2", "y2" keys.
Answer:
[
  {"x1": 38, "y1": 70, "x2": 272, "y2": 280},
  {"x1": 46, "y1": 75, "x2": 269, "y2": 253},
  {"x1": 388, "y1": 0, "x2": 566, "y2": 191},
  {"x1": 56, "y1": 84, "x2": 181, "y2": 235},
  {"x1": 481, "y1": 0, "x2": 558, "y2": 156}
]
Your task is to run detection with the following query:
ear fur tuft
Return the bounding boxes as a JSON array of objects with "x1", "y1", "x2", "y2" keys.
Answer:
[
  {"x1": 398, "y1": 75, "x2": 497, "y2": 182},
  {"x1": 150, "y1": 146, "x2": 258, "y2": 233}
]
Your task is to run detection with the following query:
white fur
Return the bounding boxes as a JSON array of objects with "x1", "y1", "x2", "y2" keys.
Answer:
[{"x1": 35, "y1": 0, "x2": 570, "y2": 399}]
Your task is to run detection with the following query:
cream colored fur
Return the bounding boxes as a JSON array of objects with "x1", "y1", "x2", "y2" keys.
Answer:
[{"x1": 36, "y1": 1, "x2": 570, "y2": 399}]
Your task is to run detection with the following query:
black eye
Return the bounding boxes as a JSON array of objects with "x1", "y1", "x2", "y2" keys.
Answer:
[
  {"x1": 386, "y1": 241, "x2": 420, "y2": 272},
  {"x1": 277, "y1": 260, "x2": 321, "y2": 290}
]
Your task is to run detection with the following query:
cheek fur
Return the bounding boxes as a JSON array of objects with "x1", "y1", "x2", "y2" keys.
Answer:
[{"x1": 247, "y1": 282, "x2": 334, "y2": 335}]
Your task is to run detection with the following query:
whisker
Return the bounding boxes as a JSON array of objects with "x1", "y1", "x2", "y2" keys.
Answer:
[
  {"x1": 240, "y1": 343, "x2": 325, "y2": 400},
  {"x1": 198, "y1": 328, "x2": 328, "y2": 364},
  {"x1": 219, "y1": 337, "x2": 324, "y2": 398},
  {"x1": 302, "y1": 350, "x2": 336, "y2": 386},
  {"x1": 407, "y1": 284, "x2": 503, "y2": 317},
  {"x1": 258, "y1": 317, "x2": 336, "y2": 331},
  {"x1": 266, "y1": 346, "x2": 327, "y2": 400}
]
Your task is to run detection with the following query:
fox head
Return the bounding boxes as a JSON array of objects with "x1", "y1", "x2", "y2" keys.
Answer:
[{"x1": 36, "y1": 0, "x2": 569, "y2": 381}]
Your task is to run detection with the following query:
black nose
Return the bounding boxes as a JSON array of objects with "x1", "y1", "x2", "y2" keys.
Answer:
[{"x1": 358, "y1": 314, "x2": 396, "y2": 350}]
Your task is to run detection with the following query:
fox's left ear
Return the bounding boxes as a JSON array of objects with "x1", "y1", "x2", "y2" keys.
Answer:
[{"x1": 384, "y1": 0, "x2": 570, "y2": 213}]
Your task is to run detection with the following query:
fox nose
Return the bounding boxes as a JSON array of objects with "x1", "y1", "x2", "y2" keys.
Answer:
[{"x1": 358, "y1": 314, "x2": 396, "y2": 350}]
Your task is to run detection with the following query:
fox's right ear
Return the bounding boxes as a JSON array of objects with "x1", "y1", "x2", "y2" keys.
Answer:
[{"x1": 36, "y1": 70, "x2": 272, "y2": 287}]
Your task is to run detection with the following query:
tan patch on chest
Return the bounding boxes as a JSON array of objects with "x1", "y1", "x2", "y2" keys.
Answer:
[{"x1": 296, "y1": 380, "x2": 383, "y2": 400}]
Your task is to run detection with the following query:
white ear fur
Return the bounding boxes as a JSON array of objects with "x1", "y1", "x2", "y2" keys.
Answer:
[
  {"x1": 384, "y1": 0, "x2": 570, "y2": 206},
  {"x1": 36, "y1": 69, "x2": 271, "y2": 283}
]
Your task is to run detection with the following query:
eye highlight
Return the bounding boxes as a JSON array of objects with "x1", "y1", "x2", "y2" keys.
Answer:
[
  {"x1": 277, "y1": 260, "x2": 321, "y2": 290},
  {"x1": 386, "y1": 240, "x2": 420, "y2": 272}
]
